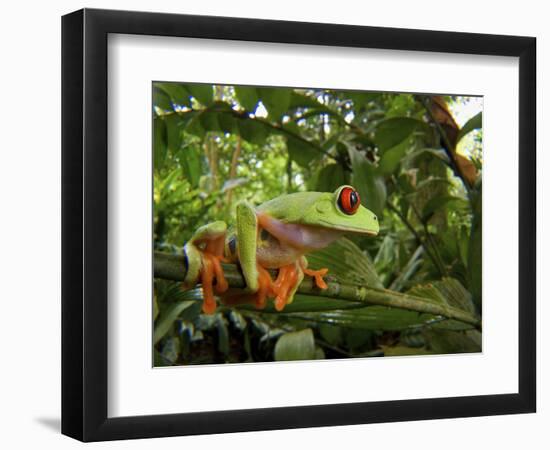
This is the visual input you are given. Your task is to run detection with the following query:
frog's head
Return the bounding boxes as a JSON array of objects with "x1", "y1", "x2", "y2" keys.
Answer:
[{"x1": 302, "y1": 185, "x2": 379, "y2": 236}]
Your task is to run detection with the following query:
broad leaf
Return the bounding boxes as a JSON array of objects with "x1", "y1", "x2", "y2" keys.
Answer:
[
  {"x1": 153, "y1": 117, "x2": 167, "y2": 169},
  {"x1": 457, "y1": 111, "x2": 482, "y2": 143},
  {"x1": 286, "y1": 135, "x2": 321, "y2": 167},
  {"x1": 234, "y1": 86, "x2": 259, "y2": 112},
  {"x1": 186, "y1": 84, "x2": 213, "y2": 106},
  {"x1": 274, "y1": 328, "x2": 316, "y2": 361},
  {"x1": 348, "y1": 146, "x2": 386, "y2": 217},
  {"x1": 288, "y1": 307, "x2": 440, "y2": 331},
  {"x1": 179, "y1": 144, "x2": 202, "y2": 187},
  {"x1": 374, "y1": 117, "x2": 427, "y2": 152},
  {"x1": 421, "y1": 195, "x2": 469, "y2": 221},
  {"x1": 154, "y1": 301, "x2": 195, "y2": 344},
  {"x1": 237, "y1": 118, "x2": 268, "y2": 146},
  {"x1": 165, "y1": 114, "x2": 183, "y2": 154},
  {"x1": 378, "y1": 139, "x2": 411, "y2": 174},
  {"x1": 315, "y1": 164, "x2": 348, "y2": 192},
  {"x1": 156, "y1": 83, "x2": 191, "y2": 107},
  {"x1": 199, "y1": 111, "x2": 221, "y2": 132},
  {"x1": 153, "y1": 86, "x2": 173, "y2": 112},
  {"x1": 257, "y1": 87, "x2": 291, "y2": 120},
  {"x1": 308, "y1": 237, "x2": 383, "y2": 289}
]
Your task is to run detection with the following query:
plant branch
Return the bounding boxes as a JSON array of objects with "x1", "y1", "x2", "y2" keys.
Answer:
[
  {"x1": 155, "y1": 251, "x2": 481, "y2": 329},
  {"x1": 417, "y1": 96, "x2": 471, "y2": 193}
]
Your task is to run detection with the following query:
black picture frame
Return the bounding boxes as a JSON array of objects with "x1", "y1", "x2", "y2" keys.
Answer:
[{"x1": 62, "y1": 8, "x2": 536, "y2": 442}]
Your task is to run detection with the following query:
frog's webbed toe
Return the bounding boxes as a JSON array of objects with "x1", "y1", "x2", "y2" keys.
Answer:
[
  {"x1": 272, "y1": 263, "x2": 303, "y2": 311},
  {"x1": 303, "y1": 267, "x2": 329, "y2": 290},
  {"x1": 200, "y1": 251, "x2": 229, "y2": 314},
  {"x1": 183, "y1": 221, "x2": 229, "y2": 314},
  {"x1": 253, "y1": 264, "x2": 275, "y2": 309}
]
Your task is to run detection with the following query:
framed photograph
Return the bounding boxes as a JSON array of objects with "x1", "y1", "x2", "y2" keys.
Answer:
[{"x1": 61, "y1": 8, "x2": 536, "y2": 442}]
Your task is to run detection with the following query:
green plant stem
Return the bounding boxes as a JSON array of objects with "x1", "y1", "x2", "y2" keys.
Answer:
[
  {"x1": 386, "y1": 202, "x2": 446, "y2": 276},
  {"x1": 154, "y1": 251, "x2": 481, "y2": 329},
  {"x1": 409, "y1": 203, "x2": 448, "y2": 277}
]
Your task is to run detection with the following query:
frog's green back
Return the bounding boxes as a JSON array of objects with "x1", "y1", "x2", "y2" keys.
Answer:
[
  {"x1": 256, "y1": 191, "x2": 328, "y2": 222},
  {"x1": 255, "y1": 187, "x2": 379, "y2": 236}
]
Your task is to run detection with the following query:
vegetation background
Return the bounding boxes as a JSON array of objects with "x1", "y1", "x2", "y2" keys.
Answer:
[{"x1": 152, "y1": 83, "x2": 483, "y2": 366}]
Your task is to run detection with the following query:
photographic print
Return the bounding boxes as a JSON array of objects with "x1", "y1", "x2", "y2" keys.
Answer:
[{"x1": 152, "y1": 82, "x2": 482, "y2": 367}]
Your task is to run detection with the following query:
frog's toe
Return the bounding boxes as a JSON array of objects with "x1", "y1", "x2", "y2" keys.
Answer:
[
  {"x1": 273, "y1": 264, "x2": 301, "y2": 311},
  {"x1": 198, "y1": 252, "x2": 229, "y2": 314},
  {"x1": 253, "y1": 264, "x2": 274, "y2": 309},
  {"x1": 199, "y1": 255, "x2": 217, "y2": 314},
  {"x1": 303, "y1": 267, "x2": 329, "y2": 290}
]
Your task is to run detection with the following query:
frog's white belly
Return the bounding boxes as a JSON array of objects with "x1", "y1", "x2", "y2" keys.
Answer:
[{"x1": 256, "y1": 230, "x2": 305, "y2": 268}]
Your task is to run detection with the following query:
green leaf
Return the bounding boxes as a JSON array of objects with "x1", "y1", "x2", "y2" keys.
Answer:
[
  {"x1": 179, "y1": 144, "x2": 202, "y2": 187},
  {"x1": 165, "y1": 114, "x2": 183, "y2": 154},
  {"x1": 374, "y1": 117, "x2": 427, "y2": 152},
  {"x1": 216, "y1": 316, "x2": 230, "y2": 356},
  {"x1": 237, "y1": 118, "x2": 268, "y2": 145},
  {"x1": 402, "y1": 147, "x2": 449, "y2": 166},
  {"x1": 389, "y1": 246, "x2": 423, "y2": 292},
  {"x1": 153, "y1": 117, "x2": 167, "y2": 170},
  {"x1": 421, "y1": 195, "x2": 469, "y2": 222},
  {"x1": 247, "y1": 294, "x2": 363, "y2": 314},
  {"x1": 153, "y1": 294, "x2": 159, "y2": 321},
  {"x1": 381, "y1": 345, "x2": 434, "y2": 356},
  {"x1": 153, "y1": 86, "x2": 173, "y2": 112},
  {"x1": 154, "y1": 349, "x2": 172, "y2": 367},
  {"x1": 289, "y1": 307, "x2": 439, "y2": 331},
  {"x1": 424, "y1": 329, "x2": 481, "y2": 354},
  {"x1": 257, "y1": 87, "x2": 291, "y2": 120},
  {"x1": 315, "y1": 164, "x2": 348, "y2": 192},
  {"x1": 185, "y1": 113, "x2": 205, "y2": 138},
  {"x1": 218, "y1": 112, "x2": 238, "y2": 134},
  {"x1": 347, "y1": 146, "x2": 386, "y2": 217},
  {"x1": 274, "y1": 328, "x2": 316, "y2": 361},
  {"x1": 154, "y1": 300, "x2": 195, "y2": 344},
  {"x1": 433, "y1": 278, "x2": 476, "y2": 316},
  {"x1": 234, "y1": 86, "x2": 259, "y2": 112},
  {"x1": 457, "y1": 112, "x2": 482, "y2": 143},
  {"x1": 199, "y1": 111, "x2": 221, "y2": 132},
  {"x1": 186, "y1": 84, "x2": 213, "y2": 106},
  {"x1": 307, "y1": 237, "x2": 384, "y2": 289},
  {"x1": 319, "y1": 324, "x2": 344, "y2": 346},
  {"x1": 385, "y1": 94, "x2": 416, "y2": 118},
  {"x1": 344, "y1": 91, "x2": 380, "y2": 110},
  {"x1": 378, "y1": 138, "x2": 411, "y2": 174},
  {"x1": 160, "y1": 336, "x2": 180, "y2": 363},
  {"x1": 467, "y1": 187, "x2": 482, "y2": 308},
  {"x1": 156, "y1": 83, "x2": 191, "y2": 107},
  {"x1": 288, "y1": 92, "x2": 325, "y2": 110},
  {"x1": 408, "y1": 277, "x2": 477, "y2": 319},
  {"x1": 286, "y1": 136, "x2": 320, "y2": 167}
]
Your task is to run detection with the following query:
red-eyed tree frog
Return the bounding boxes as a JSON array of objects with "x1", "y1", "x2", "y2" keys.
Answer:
[{"x1": 183, "y1": 185, "x2": 379, "y2": 314}]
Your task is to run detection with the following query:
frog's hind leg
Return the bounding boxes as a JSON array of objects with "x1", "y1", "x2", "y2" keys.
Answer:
[
  {"x1": 183, "y1": 221, "x2": 228, "y2": 314},
  {"x1": 219, "y1": 265, "x2": 274, "y2": 310}
]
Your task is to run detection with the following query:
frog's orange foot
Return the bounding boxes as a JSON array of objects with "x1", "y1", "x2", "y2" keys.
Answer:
[
  {"x1": 273, "y1": 264, "x2": 299, "y2": 311},
  {"x1": 303, "y1": 267, "x2": 329, "y2": 290},
  {"x1": 200, "y1": 252, "x2": 228, "y2": 314},
  {"x1": 253, "y1": 264, "x2": 274, "y2": 310}
]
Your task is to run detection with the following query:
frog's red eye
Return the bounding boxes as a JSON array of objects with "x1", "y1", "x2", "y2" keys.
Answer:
[{"x1": 338, "y1": 187, "x2": 360, "y2": 215}]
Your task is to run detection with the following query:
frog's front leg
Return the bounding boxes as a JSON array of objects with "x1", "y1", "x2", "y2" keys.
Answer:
[
  {"x1": 236, "y1": 202, "x2": 275, "y2": 309},
  {"x1": 183, "y1": 221, "x2": 229, "y2": 314}
]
